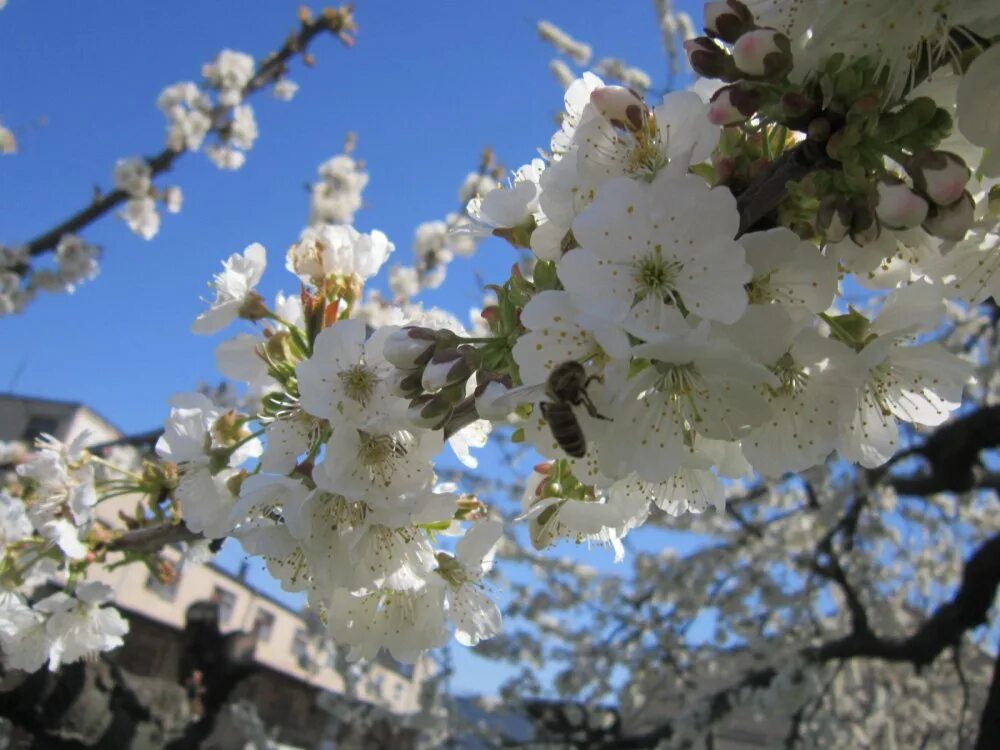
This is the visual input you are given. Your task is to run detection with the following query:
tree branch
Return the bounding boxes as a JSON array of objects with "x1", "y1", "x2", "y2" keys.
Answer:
[
  {"x1": 734, "y1": 137, "x2": 832, "y2": 237},
  {"x1": 12, "y1": 5, "x2": 356, "y2": 270},
  {"x1": 106, "y1": 521, "x2": 203, "y2": 553},
  {"x1": 595, "y1": 530, "x2": 1000, "y2": 749},
  {"x1": 976, "y1": 638, "x2": 1000, "y2": 750},
  {"x1": 811, "y1": 531, "x2": 1000, "y2": 666}
]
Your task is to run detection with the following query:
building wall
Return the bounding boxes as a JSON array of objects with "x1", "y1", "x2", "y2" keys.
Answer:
[{"x1": 0, "y1": 395, "x2": 119, "y2": 446}]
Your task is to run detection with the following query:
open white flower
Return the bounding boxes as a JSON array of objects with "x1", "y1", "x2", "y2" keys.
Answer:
[
  {"x1": 37, "y1": 582, "x2": 129, "y2": 671},
  {"x1": 202, "y1": 49, "x2": 255, "y2": 107},
  {"x1": 287, "y1": 224, "x2": 393, "y2": 287},
  {"x1": 512, "y1": 290, "x2": 630, "y2": 386},
  {"x1": 742, "y1": 227, "x2": 839, "y2": 317},
  {"x1": 722, "y1": 306, "x2": 853, "y2": 477},
  {"x1": 560, "y1": 173, "x2": 750, "y2": 329},
  {"x1": 606, "y1": 322, "x2": 778, "y2": 483},
  {"x1": 0, "y1": 593, "x2": 50, "y2": 673},
  {"x1": 837, "y1": 285, "x2": 972, "y2": 467},
  {"x1": 466, "y1": 160, "x2": 544, "y2": 236},
  {"x1": 315, "y1": 424, "x2": 441, "y2": 503},
  {"x1": 520, "y1": 472, "x2": 650, "y2": 562},
  {"x1": 296, "y1": 319, "x2": 397, "y2": 424},
  {"x1": 310, "y1": 154, "x2": 369, "y2": 226},
  {"x1": 0, "y1": 491, "x2": 32, "y2": 546},
  {"x1": 174, "y1": 467, "x2": 241, "y2": 538},
  {"x1": 956, "y1": 40, "x2": 1000, "y2": 176},
  {"x1": 438, "y1": 520, "x2": 504, "y2": 646},
  {"x1": 191, "y1": 242, "x2": 267, "y2": 334},
  {"x1": 326, "y1": 584, "x2": 448, "y2": 663}
]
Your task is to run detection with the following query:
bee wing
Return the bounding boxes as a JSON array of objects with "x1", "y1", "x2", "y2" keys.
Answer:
[{"x1": 489, "y1": 382, "x2": 550, "y2": 413}]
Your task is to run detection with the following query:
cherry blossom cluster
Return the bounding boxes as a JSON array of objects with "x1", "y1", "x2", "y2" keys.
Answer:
[
  {"x1": 308, "y1": 136, "x2": 369, "y2": 226},
  {"x1": 114, "y1": 157, "x2": 182, "y2": 240},
  {"x1": 385, "y1": 11, "x2": 997, "y2": 570},
  {"x1": 159, "y1": 227, "x2": 502, "y2": 663},
  {"x1": 6, "y1": 1, "x2": 999, "y2": 680},
  {"x1": 0, "y1": 435, "x2": 130, "y2": 672},
  {"x1": 157, "y1": 48, "x2": 276, "y2": 171},
  {"x1": 0, "y1": 234, "x2": 101, "y2": 315},
  {"x1": 146, "y1": 2, "x2": 998, "y2": 665}
]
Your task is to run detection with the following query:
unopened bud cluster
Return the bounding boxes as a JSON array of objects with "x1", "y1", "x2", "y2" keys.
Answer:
[
  {"x1": 683, "y1": 1, "x2": 792, "y2": 126},
  {"x1": 868, "y1": 150, "x2": 974, "y2": 242},
  {"x1": 384, "y1": 326, "x2": 479, "y2": 429}
]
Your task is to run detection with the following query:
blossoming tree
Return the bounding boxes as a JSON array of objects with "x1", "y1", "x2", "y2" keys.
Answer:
[{"x1": 3, "y1": 1, "x2": 1000, "y2": 746}]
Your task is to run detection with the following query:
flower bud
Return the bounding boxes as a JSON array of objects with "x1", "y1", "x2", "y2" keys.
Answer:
[
  {"x1": 779, "y1": 92, "x2": 816, "y2": 124},
  {"x1": 712, "y1": 154, "x2": 736, "y2": 184},
  {"x1": 475, "y1": 380, "x2": 515, "y2": 421},
  {"x1": 388, "y1": 368, "x2": 425, "y2": 398},
  {"x1": 704, "y1": 0, "x2": 755, "y2": 44},
  {"x1": 407, "y1": 394, "x2": 454, "y2": 430},
  {"x1": 816, "y1": 195, "x2": 852, "y2": 243},
  {"x1": 683, "y1": 37, "x2": 737, "y2": 80},
  {"x1": 590, "y1": 86, "x2": 648, "y2": 132},
  {"x1": 907, "y1": 151, "x2": 971, "y2": 207},
  {"x1": 238, "y1": 291, "x2": 270, "y2": 322},
  {"x1": 850, "y1": 201, "x2": 881, "y2": 246},
  {"x1": 922, "y1": 191, "x2": 975, "y2": 241},
  {"x1": 707, "y1": 83, "x2": 762, "y2": 125},
  {"x1": 421, "y1": 346, "x2": 476, "y2": 392},
  {"x1": 874, "y1": 176, "x2": 929, "y2": 229},
  {"x1": 383, "y1": 326, "x2": 448, "y2": 369},
  {"x1": 732, "y1": 28, "x2": 791, "y2": 78}
]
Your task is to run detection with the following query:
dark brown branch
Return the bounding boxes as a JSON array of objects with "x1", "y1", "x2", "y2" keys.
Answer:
[
  {"x1": 811, "y1": 531, "x2": 1000, "y2": 665},
  {"x1": 595, "y1": 531, "x2": 1000, "y2": 749},
  {"x1": 106, "y1": 521, "x2": 203, "y2": 553},
  {"x1": 734, "y1": 137, "x2": 832, "y2": 237},
  {"x1": 13, "y1": 6, "x2": 356, "y2": 268}
]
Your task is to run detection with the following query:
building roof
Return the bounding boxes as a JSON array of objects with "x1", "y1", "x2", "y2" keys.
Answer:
[{"x1": 0, "y1": 392, "x2": 124, "y2": 437}]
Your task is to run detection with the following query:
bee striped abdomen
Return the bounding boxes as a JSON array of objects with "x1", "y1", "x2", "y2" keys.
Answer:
[{"x1": 540, "y1": 401, "x2": 587, "y2": 458}]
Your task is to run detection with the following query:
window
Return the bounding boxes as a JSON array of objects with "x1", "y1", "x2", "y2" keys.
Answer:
[
  {"x1": 211, "y1": 585, "x2": 237, "y2": 624},
  {"x1": 251, "y1": 609, "x2": 275, "y2": 642},
  {"x1": 22, "y1": 416, "x2": 60, "y2": 442},
  {"x1": 291, "y1": 628, "x2": 310, "y2": 669},
  {"x1": 144, "y1": 569, "x2": 179, "y2": 601}
]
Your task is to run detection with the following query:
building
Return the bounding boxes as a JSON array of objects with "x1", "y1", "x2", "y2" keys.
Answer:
[{"x1": 0, "y1": 393, "x2": 434, "y2": 747}]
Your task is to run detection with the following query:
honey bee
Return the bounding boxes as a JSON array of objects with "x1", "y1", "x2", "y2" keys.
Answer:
[{"x1": 495, "y1": 361, "x2": 610, "y2": 458}]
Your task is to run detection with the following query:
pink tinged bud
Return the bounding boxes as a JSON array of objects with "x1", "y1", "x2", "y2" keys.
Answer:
[
  {"x1": 590, "y1": 86, "x2": 648, "y2": 132},
  {"x1": 683, "y1": 37, "x2": 737, "y2": 80},
  {"x1": 383, "y1": 326, "x2": 440, "y2": 369},
  {"x1": 907, "y1": 151, "x2": 972, "y2": 207},
  {"x1": 731, "y1": 28, "x2": 791, "y2": 78},
  {"x1": 704, "y1": 0, "x2": 755, "y2": 44},
  {"x1": 421, "y1": 346, "x2": 475, "y2": 392},
  {"x1": 707, "y1": 83, "x2": 761, "y2": 125},
  {"x1": 922, "y1": 191, "x2": 975, "y2": 241},
  {"x1": 875, "y1": 177, "x2": 929, "y2": 229}
]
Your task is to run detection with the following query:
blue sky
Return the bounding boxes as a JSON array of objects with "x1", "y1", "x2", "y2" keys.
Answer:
[{"x1": 1, "y1": 0, "x2": 701, "y2": 696}]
